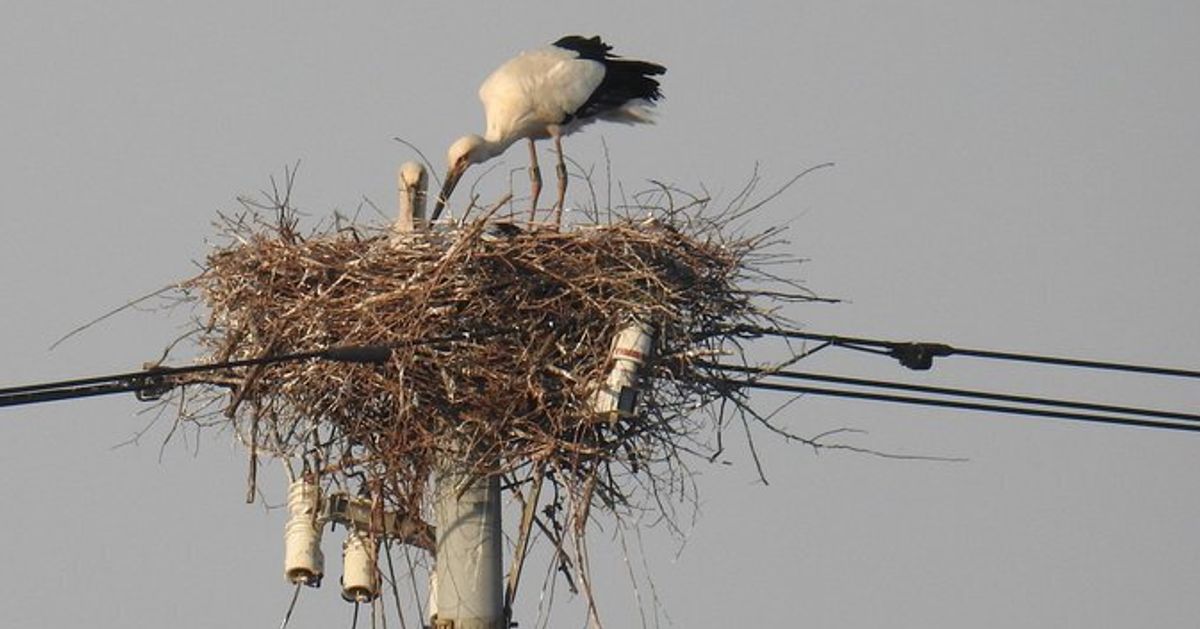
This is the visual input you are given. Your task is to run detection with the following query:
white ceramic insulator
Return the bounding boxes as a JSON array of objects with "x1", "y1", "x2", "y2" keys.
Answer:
[
  {"x1": 341, "y1": 530, "x2": 379, "y2": 602},
  {"x1": 591, "y1": 322, "x2": 654, "y2": 417},
  {"x1": 612, "y1": 322, "x2": 654, "y2": 367},
  {"x1": 284, "y1": 479, "x2": 325, "y2": 586}
]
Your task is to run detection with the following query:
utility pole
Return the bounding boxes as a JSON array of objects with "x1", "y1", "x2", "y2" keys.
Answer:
[
  {"x1": 404, "y1": 156, "x2": 502, "y2": 628},
  {"x1": 432, "y1": 464, "x2": 504, "y2": 629}
]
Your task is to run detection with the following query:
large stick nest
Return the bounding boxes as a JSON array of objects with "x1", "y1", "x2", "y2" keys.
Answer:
[{"x1": 177, "y1": 182, "x2": 815, "y2": 533}]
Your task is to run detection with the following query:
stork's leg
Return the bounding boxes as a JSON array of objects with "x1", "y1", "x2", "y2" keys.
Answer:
[
  {"x1": 552, "y1": 133, "x2": 567, "y2": 227},
  {"x1": 527, "y1": 138, "x2": 542, "y2": 222}
]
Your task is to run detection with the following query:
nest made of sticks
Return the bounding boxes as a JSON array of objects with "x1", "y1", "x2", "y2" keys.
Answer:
[{"x1": 172, "y1": 182, "x2": 817, "y2": 546}]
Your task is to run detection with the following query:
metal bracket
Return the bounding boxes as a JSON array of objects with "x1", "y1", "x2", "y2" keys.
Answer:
[{"x1": 322, "y1": 492, "x2": 435, "y2": 551}]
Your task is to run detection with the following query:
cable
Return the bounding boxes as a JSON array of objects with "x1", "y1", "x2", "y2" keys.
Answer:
[
  {"x1": 278, "y1": 582, "x2": 303, "y2": 629},
  {"x1": 0, "y1": 326, "x2": 521, "y2": 409},
  {"x1": 383, "y1": 541, "x2": 410, "y2": 629},
  {"x1": 0, "y1": 345, "x2": 384, "y2": 399},
  {"x1": 0, "y1": 345, "x2": 387, "y2": 409},
  {"x1": 714, "y1": 377, "x2": 1200, "y2": 434},
  {"x1": 727, "y1": 326, "x2": 1200, "y2": 379},
  {"x1": 7, "y1": 325, "x2": 1195, "y2": 435},
  {"x1": 0, "y1": 380, "x2": 151, "y2": 408},
  {"x1": 706, "y1": 363, "x2": 1200, "y2": 425}
]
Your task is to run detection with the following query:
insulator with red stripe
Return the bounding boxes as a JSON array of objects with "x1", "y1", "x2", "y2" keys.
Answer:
[{"x1": 590, "y1": 321, "x2": 655, "y2": 421}]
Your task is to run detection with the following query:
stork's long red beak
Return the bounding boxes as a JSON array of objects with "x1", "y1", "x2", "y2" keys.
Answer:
[{"x1": 430, "y1": 163, "x2": 466, "y2": 221}]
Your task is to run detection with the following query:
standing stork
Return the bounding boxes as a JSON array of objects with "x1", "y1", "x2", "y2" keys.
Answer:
[{"x1": 430, "y1": 35, "x2": 665, "y2": 225}]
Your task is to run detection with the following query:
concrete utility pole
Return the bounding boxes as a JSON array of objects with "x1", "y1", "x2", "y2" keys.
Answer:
[
  {"x1": 390, "y1": 164, "x2": 504, "y2": 628},
  {"x1": 433, "y1": 465, "x2": 504, "y2": 629}
]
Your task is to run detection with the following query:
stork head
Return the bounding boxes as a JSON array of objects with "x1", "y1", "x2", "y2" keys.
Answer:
[
  {"x1": 432, "y1": 134, "x2": 492, "y2": 220},
  {"x1": 399, "y1": 160, "x2": 428, "y2": 192}
]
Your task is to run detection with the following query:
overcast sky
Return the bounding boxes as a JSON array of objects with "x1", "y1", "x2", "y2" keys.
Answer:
[{"x1": 2, "y1": 2, "x2": 1199, "y2": 628}]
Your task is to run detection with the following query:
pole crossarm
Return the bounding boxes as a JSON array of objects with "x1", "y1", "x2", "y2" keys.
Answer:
[{"x1": 323, "y1": 492, "x2": 435, "y2": 551}]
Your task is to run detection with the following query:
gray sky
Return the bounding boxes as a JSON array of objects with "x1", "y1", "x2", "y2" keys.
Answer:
[{"x1": 2, "y1": 2, "x2": 1199, "y2": 627}]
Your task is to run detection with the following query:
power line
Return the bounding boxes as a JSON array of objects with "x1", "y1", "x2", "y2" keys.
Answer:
[
  {"x1": 727, "y1": 326, "x2": 1200, "y2": 379},
  {"x1": 714, "y1": 377, "x2": 1200, "y2": 434},
  {"x1": 0, "y1": 345, "x2": 392, "y2": 409},
  {"x1": 6, "y1": 328, "x2": 1197, "y2": 436},
  {"x1": 278, "y1": 582, "x2": 303, "y2": 629},
  {"x1": 1, "y1": 327, "x2": 520, "y2": 410},
  {"x1": 0, "y1": 345, "x2": 389, "y2": 397},
  {"x1": 706, "y1": 363, "x2": 1200, "y2": 425}
]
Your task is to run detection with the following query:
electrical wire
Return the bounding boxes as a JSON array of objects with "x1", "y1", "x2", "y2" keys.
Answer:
[
  {"x1": 0, "y1": 346, "x2": 386, "y2": 408},
  {"x1": 728, "y1": 326, "x2": 1200, "y2": 379},
  {"x1": 706, "y1": 363, "x2": 1200, "y2": 425},
  {"x1": 6, "y1": 326, "x2": 1198, "y2": 437},
  {"x1": 278, "y1": 582, "x2": 302, "y2": 629},
  {"x1": 0, "y1": 346, "x2": 386, "y2": 398},
  {"x1": 383, "y1": 541, "x2": 410, "y2": 629},
  {"x1": 404, "y1": 546, "x2": 426, "y2": 625},
  {"x1": 0, "y1": 327, "x2": 520, "y2": 409},
  {"x1": 714, "y1": 377, "x2": 1200, "y2": 434}
]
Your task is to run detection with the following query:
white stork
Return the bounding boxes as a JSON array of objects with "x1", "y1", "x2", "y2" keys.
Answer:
[
  {"x1": 431, "y1": 35, "x2": 665, "y2": 225},
  {"x1": 390, "y1": 161, "x2": 428, "y2": 244}
]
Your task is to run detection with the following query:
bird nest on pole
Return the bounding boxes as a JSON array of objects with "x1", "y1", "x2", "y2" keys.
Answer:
[{"x1": 171, "y1": 177, "x2": 820, "y2": 587}]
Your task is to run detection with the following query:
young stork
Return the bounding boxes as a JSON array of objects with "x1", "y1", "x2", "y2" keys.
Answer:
[
  {"x1": 431, "y1": 35, "x2": 665, "y2": 225},
  {"x1": 390, "y1": 161, "x2": 428, "y2": 244}
]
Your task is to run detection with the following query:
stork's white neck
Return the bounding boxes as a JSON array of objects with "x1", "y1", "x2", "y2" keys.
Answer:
[
  {"x1": 476, "y1": 134, "x2": 518, "y2": 162},
  {"x1": 447, "y1": 133, "x2": 520, "y2": 170}
]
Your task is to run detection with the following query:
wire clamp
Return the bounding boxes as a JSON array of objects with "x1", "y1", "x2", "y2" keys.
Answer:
[{"x1": 888, "y1": 342, "x2": 954, "y2": 370}]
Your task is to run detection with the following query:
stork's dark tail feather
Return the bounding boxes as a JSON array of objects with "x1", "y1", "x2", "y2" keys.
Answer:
[{"x1": 553, "y1": 35, "x2": 666, "y2": 122}]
